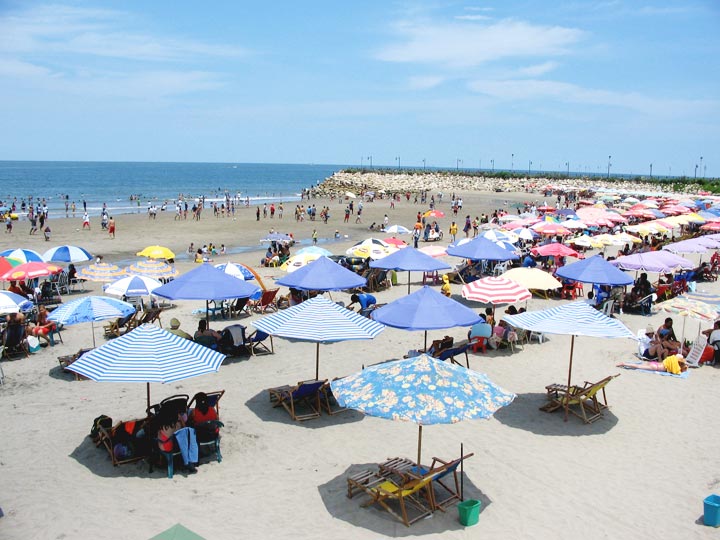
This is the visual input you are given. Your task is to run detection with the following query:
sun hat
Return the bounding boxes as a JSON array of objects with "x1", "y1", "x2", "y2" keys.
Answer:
[
  {"x1": 170, "y1": 317, "x2": 181, "y2": 329},
  {"x1": 645, "y1": 324, "x2": 654, "y2": 335}
]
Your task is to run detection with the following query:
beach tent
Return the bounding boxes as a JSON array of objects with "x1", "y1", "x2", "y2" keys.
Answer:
[
  {"x1": 153, "y1": 263, "x2": 261, "y2": 321},
  {"x1": 556, "y1": 255, "x2": 632, "y2": 286},
  {"x1": 370, "y1": 247, "x2": 451, "y2": 293},
  {"x1": 275, "y1": 256, "x2": 366, "y2": 291},
  {"x1": 331, "y1": 354, "x2": 515, "y2": 464},
  {"x1": 505, "y1": 302, "x2": 634, "y2": 420},
  {"x1": 252, "y1": 297, "x2": 385, "y2": 379},
  {"x1": 67, "y1": 324, "x2": 225, "y2": 410},
  {"x1": 372, "y1": 286, "x2": 480, "y2": 350}
]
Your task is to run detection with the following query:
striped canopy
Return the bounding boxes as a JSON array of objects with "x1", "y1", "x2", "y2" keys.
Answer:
[
  {"x1": 66, "y1": 324, "x2": 226, "y2": 408},
  {"x1": 126, "y1": 259, "x2": 179, "y2": 280},
  {"x1": 104, "y1": 275, "x2": 163, "y2": 297},
  {"x1": 462, "y1": 276, "x2": 531, "y2": 305},
  {"x1": 42, "y1": 245, "x2": 93, "y2": 263},
  {"x1": 78, "y1": 262, "x2": 126, "y2": 282},
  {"x1": 48, "y1": 295, "x2": 136, "y2": 326},
  {"x1": 0, "y1": 248, "x2": 44, "y2": 264},
  {"x1": 252, "y1": 296, "x2": 385, "y2": 379},
  {"x1": 0, "y1": 291, "x2": 34, "y2": 315}
]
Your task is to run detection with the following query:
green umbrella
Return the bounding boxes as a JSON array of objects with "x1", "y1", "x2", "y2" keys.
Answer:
[{"x1": 149, "y1": 524, "x2": 205, "y2": 540}]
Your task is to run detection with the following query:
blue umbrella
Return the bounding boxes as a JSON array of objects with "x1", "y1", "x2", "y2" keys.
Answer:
[
  {"x1": 252, "y1": 297, "x2": 385, "y2": 378},
  {"x1": 42, "y1": 245, "x2": 93, "y2": 263},
  {"x1": 446, "y1": 236, "x2": 519, "y2": 262},
  {"x1": 104, "y1": 274, "x2": 163, "y2": 297},
  {"x1": 555, "y1": 254, "x2": 633, "y2": 286},
  {"x1": 154, "y1": 263, "x2": 261, "y2": 321},
  {"x1": 214, "y1": 262, "x2": 256, "y2": 280},
  {"x1": 296, "y1": 246, "x2": 333, "y2": 256},
  {"x1": 505, "y1": 301, "x2": 634, "y2": 420},
  {"x1": 66, "y1": 324, "x2": 226, "y2": 409},
  {"x1": 275, "y1": 256, "x2": 366, "y2": 291},
  {"x1": 372, "y1": 286, "x2": 480, "y2": 349},
  {"x1": 370, "y1": 247, "x2": 451, "y2": 293},
  {"x1": 48, "y1": 295, "x2": 136, "y2": 346},
  {"x1": 0, "y1": 248, "x2": 44, "y2": 263},
  {"x1": 0, "y1": 290, "x2": 34, "y2": 315},
  {"x1": 331, "y1": 354, "x2": 515, "y2": 463}
]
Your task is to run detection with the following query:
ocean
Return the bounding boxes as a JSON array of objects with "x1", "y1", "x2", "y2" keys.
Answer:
[{"x1": 0, "y1": 161, "x2": 344, "y2": 217}]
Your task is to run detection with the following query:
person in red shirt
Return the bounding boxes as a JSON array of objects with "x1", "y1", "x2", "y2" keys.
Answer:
[{"x1": 188, "y1": 393, "x2": 220, "y2": 442}]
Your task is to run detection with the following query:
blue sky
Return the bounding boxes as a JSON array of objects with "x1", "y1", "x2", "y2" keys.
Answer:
[{"x1": 0, "y1": 1, "x2": 718, "y2": 177}]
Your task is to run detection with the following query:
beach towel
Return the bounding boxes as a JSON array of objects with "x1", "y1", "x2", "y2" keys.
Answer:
[
  {"x1": 224, "y1": 324, "x2": 246, "y2": 346},
  {"x1": 619, "y1": 362, "x2": 689, "y2": 379},
  {"x1": 174, "y1": 427, "x2": 198, "y2": 465}
]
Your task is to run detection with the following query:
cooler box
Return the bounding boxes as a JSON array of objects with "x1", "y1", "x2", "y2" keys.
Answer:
[{"x1": 704, "y1": 494, "x2": 720, "y2": 527}]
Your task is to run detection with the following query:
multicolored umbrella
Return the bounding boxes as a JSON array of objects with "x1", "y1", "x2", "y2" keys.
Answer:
[
  {"x1": 280, "y1": 252, "x2": 323, "y2": 272},
  {"x1": 66, "y1": 324, "x2": 226, "y2": 410},
  {"x1": 136, "y1": 245, "x2": 176, "y2": 260},
  {"x1": 461, "y1": 276, "x2": 531, "y2": 305},
  {"x1": 252, "y1": 297, "x2": 385, "y2": 379},
  {"x1": 386, "y1": 225, "x2": 411, "y2": 235},
  {"x1": 42, "y1": 245, "x2": 93, "y2": 263},
  {"x1": 418, "y1": 245, "x2": 447, "y2": 258},
  {"x1": 0, "y1": 256, "x2": 22, "y2": 277},
  {"x1": 78, "y1": 262, "x2": 126, "y2": 282},
  {"x1": 658, "y1": 297, "x2": 717, "y2": 344},
  {"x1": 531, "y1": 222, "x2": 572, "y2": 236},
  {"x1": 126, "y1": 259, "x2": 179, "y2": 280},
  {"x1": 1, "y1": 261, "x2": 63, "y2": 281},
  {"x1": 331, "y1": 354, "x2": 515, "y2": 463},
  {"x1": 214, "y1": 262, "x2": 257, "y2": 281},
  {"x1": 0, "y1": 248, "x2": 44, "y2": 264}
]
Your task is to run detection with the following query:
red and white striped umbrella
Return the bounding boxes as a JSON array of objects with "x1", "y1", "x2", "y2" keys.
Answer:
[{"x1": 461, "y1": 276, "x2": 531, "y2": 305}]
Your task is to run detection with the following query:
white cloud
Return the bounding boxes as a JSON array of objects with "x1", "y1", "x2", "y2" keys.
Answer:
[
  {"x1": 454, "y1": 15, "x2": 491, "y2": 21},
  {"x1": 515, "y1": 61, "x2": 559, "y2": 76},
  {"x1": 0, "y1": 59, "x2": 53, "y2": 78},
  {"x1": 408, "y1": 75, "x2": 444, "y2": 89},
  {"x1": 376, "y1": 19, "x2": 584, "y2": 68}
]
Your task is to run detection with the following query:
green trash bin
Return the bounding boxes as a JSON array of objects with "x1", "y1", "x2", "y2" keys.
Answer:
[{"x1": 458, "y1": 499, "x2": 481, "y2": 526}]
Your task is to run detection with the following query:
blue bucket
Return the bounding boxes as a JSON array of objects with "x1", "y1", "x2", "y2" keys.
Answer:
[{"x1": 704, "y1": 494, "x2": 720, "y2": 527}]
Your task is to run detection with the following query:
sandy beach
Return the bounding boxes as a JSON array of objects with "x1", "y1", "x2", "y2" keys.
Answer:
[{"x1": 1, "y1": 180, "x2": 719, "y2": 540}]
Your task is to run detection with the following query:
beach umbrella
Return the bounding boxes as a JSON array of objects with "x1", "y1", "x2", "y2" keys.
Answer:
[
  {"x1": 386, "y1": 225, "x2": 411, "y2": 235},
  {"x1": 502, "y1": 267, "x2": 562, "y2": 292},
  {"x1": 505, "y1": 302, "x2": 634, "y2": 420},
  {"x1": 612, "y1": 252, "x2": 694, "y2": 273},
  {"x1": 1, "y1": 261, "x2": 63, "y2": 281},
  {"x1": 531, "y1": 222, "x2": 572, "y2": 236},
  {"x1": 446, "y1": 236, "x2": 519, "y2": 262},
  {"x1": 66, "y1": 325, "x2": 226, "y2": 410},
  {"x1": 104, "y1": 275, "x2": 163, "y2": 297},
  {"x1": 383, "y1": 237, "x2": 408, "y2": 248},
  {"x1": 275, "y1": 256, "x2": 366, "y2": 291},
  {"x1": 418, "y1": 245, "x2": 447, "y2": 258},
  {"x1": 613, "y1": 232, "x2": 642, "y2": 244},
  {"x1": 295, "y1": 246, "x2": 333, "y2": 256},
  {"x1": 252, "y1": 297, "x2": 385, "y2": 379},
  {"x1": 150, "y1": 524, "x2": 206, "y2": 540},
  {"x1": 512, "y1": 228, "x2": 538, "y2": 241},
  {"x1": 0, "y1": 248, "x2": 44, "y2": 264},
  {"x1": 48, "y1": 295, "x2": 136, "y2": 347},
  {"x1": 423, "y1": 210, "x2": 445, "y2": 218},
  {"x1": 562, "y1": 219, "x2": 587, "y2": 230},
  {"x1": 567, "y1": 236, "x2": 605, "y2": 249},
  {"x1": 461, "y1": 276, "x2": 531, "y2": 305},
  {"x1": 214, "y1": 262, "x2": 257, "y2": 281},
  {"x1": 0, "y1": 291, "x2": 34, "y2": 315},
  {"x1": 126, "y1": 259, "x2": 179, "y2": 280},
  {"x1": 0, "y1": 256, "x2": 22, "y2": 277},
  {"x1": 153, "y1": 263, "x2": 261, "y2": 321},
  {"x1": 77, "y1": 262, "x2": 126, "y2": 282},
  {"x1": 136, "y1": 245, "x2": 176, "y2": 260},
  {"x1": 345, "y1": 191, "x2": 357, "y2": 199},
  {"x1": 261, "y1": 232, "x2": 293, "y2": 243},
  {"x1": 556, "y1": 255, "x2": 633, "y2": 286},
  {"x1": 42, "y1": 245, "x2": 93, "y2": 263},
  {"x1": 346, "y1": 238, "x2": 394, "y2": 260},
  {"x1": 372, "y1": 286, "x2": 480, "y2": 350},
  {"x1": 657, "y1": 297, "x2": 717, "y2": 344},
  {"x1": 280, "y1": 252, "x2": 323, "y2": 272},
  {"x1": 370, "y1": 247, "x2": 451, "y2": 293},
  {"x1": 531, "y1": 243, "x2": 581, "y2": 258},
  {"x1": 663, "y1": 238, "x2": 710, "y2": 255},
  {"x1": 331, "y1": 354, "x2": 515, "y2": 464}
]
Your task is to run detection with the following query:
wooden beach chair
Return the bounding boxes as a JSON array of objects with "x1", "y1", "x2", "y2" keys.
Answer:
[
  {"x1": 252, "y1": 288, "x2": 279, "y2": 314},
  {"x1": 268, "y1": 379, "x2": 326, "y2": 421},
  {"x1": 57, "y1": 347, "x2": 93, "y2": 380},
  {"x1": 541, "y1": 374, "x2": 620, "y2": 423}
]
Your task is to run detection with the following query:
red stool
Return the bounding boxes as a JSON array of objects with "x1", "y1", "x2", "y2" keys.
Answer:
[{"x1": 470, "y1": 336, "x2": 487, "y2": 354}]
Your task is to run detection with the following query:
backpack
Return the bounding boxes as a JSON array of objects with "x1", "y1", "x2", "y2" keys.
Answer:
[{"x1": 90, "y1": 414, "x2": 112, "y2": 440}]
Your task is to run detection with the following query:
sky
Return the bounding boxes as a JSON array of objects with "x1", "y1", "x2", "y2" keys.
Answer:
[{"x1": 0, "y1": 0, "x2": 718, "y2": 177}]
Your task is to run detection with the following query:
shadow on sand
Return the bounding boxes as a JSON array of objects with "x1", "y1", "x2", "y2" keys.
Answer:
[
  {"x1": 493, "y1": 392, "x2": 618, "y2": 436},
  {"x1": 318, "y1": 463, "x2": 490, "y2": 536}
]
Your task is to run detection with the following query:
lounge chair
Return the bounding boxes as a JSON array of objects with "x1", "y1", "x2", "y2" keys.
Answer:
[
  {"x1": 1, "y1": 323, "x2": 29, "y2": 359},
  {"x1": 435, "y1": 343, "x2": 471, "y2": 368},
  {"x1": 685, "y1": 335, "x2": 707, "y2": 368},
  {"x1": 319, "y1": 380, "x2": 346, "y2": 415},
  {"x1": 57, "y1": 347, "x2": 94, "y2": 379},
  {"x1": 252, "y1": 288, "x2": 280, "y2": 314},
  {"x1": 228, "y1": 297, "x2": 250, "y2": 318},
  {"x1": 268, "y1": 379, "x2": 327, "y2": 421},
  {"x1": 541, "y1": 374, "x2": 620, "y2": 423},
  {"x1": 246, "y1": 329, "x2": 274, "y2": 356},
  {"x1": 103, "y1": 311, "x2": 138, "y2": 339},
  {"x1": 206, "y1": 300, "x2": 228, "y2": 320},
  {"x1": 97, "y1": 417, "x2": 150, "y2": 466},
  {"x1": 193, "y1": 335, "x2": 218, "y2": 350}
]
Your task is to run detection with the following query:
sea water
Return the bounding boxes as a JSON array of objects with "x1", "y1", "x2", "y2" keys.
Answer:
[{"x1": 0, "y1": 161, "x2": 344, "y2": 217}]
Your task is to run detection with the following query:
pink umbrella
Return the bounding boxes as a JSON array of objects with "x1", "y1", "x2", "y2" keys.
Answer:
[
  {"x1": 531, "y1": 243, "x2": 581, "y2": 258},
  {"x1": 418, "y1": 245, "x2": 448, "y2": 258},
  {"x1": 531, "y1": 222, "x2": 572, "y2": 236},
  {"x1": 384, "y1": 237, "x2": 409, "y2": 248},
  {"x1": 461, "y1": 276, "x2": 531, "y2": 305}
]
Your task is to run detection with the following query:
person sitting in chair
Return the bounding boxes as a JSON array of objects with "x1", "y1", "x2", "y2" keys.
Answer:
[
  {"x1": 656, "y1": 317, "x2": 687, "y2": 355},
  {"x1": 702, "y1": 320, "x2": 720, "y2": 365},
  {"x1": 638, "y1": 324, "x2": 667, "y2": 360},
  {"x1": 194, "y1": 319, "x2": 221, "y2": 344},
  {"x1": 29, "y1": 305, "x2": 57, "y2": 346},
  {"x1": 168, "y1": 318, "x2": 192, "y2": 340},
  {"x1": 440, "y1": 274, "x2": 451, "y2": 297},
  {"x1": 188, "y1": 392, "x2": 220, "y2": 442}
]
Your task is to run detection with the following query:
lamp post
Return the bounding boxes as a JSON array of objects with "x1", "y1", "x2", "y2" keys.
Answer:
[
  {"x1": 607, "y1": 155, "x2": 612, "y2": 179},
  {"x1": 396, "y1": 156, "x2": 400, "y2": 170},
  {"x1": 369, "y1": 155, "x2": 373, "y2": 169},
  {"x1": 491, "y1": 159, "x2": 494, "y2": 171},
  {"x1": 695, "y1": 164, "x2": 698, "y2": 179},
  {"x1": 700, "y1": 156, "x2": 704, "y2": 178},
  {"x1": 565, "y1": 161, "x2": 570, "y2": 176},
  {"x1": 528, "y1": 160, "x2": 532, "y2": 175},
  {"x1": 456, "y1": 158, "x2": 461, "y2": 171},
  {"x1": 650, "y1": 163, "x2": 653, "y2": 178},
  {"x1": 511, "y1": 153, "x2": 514, "y2": 172},
  {"x1": 422, "y1": 158, "x2": 426, "y2": 171}
]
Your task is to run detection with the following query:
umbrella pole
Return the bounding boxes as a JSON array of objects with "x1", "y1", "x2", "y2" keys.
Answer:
[
  {"x1": 146, "y1": 382, "x2": 151, "y2": 412},
  {"x1": 564, "y1": 335, "x2": 575, "y2": 421},
  {"x1": 205, "y1": 300, "x2": 210, "y2": 324},
  {"x1": 315, "y1": 342, "x2": 320, "y2": 380},
  {"x1": 407, "y1": 271, "x2": 411, "y2": 294},
  {"x1": 460, "y1": 442, "x2": 464, "y2": 501},
  {"x1": 91, "y1": 321, "x2": 96, "y2": 348},
  {"x1": 417, "y1": 425, "x2": 423, "y2": 465},
  {"x1": 424, "y1": 330, "x2": 428, "y2": 351}
]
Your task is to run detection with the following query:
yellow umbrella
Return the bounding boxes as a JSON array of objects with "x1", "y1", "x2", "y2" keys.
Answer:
[
  {"x1": 280, "y1": 253, "x2": 322, "y2": 272},
  {"x1": 503, "y1": 267, "x2": 562, "y2": 291},
  {"x1": 137, "y1": 245, "x2": 176, "y2": 260},
  {"x1": 613, "y1": 232, "x2": 642, "y2": 244},
  {"x1": 127, "y1": 259, "x2": 179, "y2": 279},
  {"x1": 567, "y1": 236, "x2": 605, "y2": 249},
  {"x1": 78, "y1": 262, "x2": 126, "y2": 282}
]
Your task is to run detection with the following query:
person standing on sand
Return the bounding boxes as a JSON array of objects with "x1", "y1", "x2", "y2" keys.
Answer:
[
  {"x1": 312, "y1": 229, "x2": 318, "y2": 245},
  {"x1": 71, "y1": 201, "x2": 76, "y2": 216},
  {"x1": 256, "y1": 206, "x2": 260, "y2": 221},
  {"x1": 83, "y1": 199, "x2": 87, "y2": 212},
  {"x1": 108, "y1": 217, "x2": 116, "y2": 238},
  {"x1": 449, "y1": 221, "x2": 458, "y2": 242},
  {"x1": 82, "y1": 211, "x2": 90, "y2": 229}
]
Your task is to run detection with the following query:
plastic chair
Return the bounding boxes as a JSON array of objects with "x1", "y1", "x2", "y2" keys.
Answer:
[{"x1": 469, "y1": 336, "x2": 487, "y2": 354}]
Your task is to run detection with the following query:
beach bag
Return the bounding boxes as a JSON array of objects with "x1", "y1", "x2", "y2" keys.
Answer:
[
  {"x1": 90, "y1": 414, "x2": 112, "y2": 440},
  {"x1": 26, "y1": 336, "x2": 41, "y2": 353}
]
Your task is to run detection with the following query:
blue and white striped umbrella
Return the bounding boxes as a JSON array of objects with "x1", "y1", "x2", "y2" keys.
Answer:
[
  {"x1": 42, "y1": 245, "x2": 93, "y2": 263},
  {"x1": 67, "y1": 324, "x2": 226, "y2": 409},
  {"x1": 0, "y1": 290, "x2": 34, "y2": 315},
  {"x1": 252, "y1": 297, "x2": 385, "y2": 378},
  {"x1": 49, "y1": 295, "x2": 136, "y2": 347},
  {"x1": 214, "y1": 262, "x2": 255, "y2": 280},
  {"x1": 0, "y1": 248, "x2": 44, "y2": 263},
  {"x1": 504, "y1": 301, "x2": 634, "y2": 418},
  {"x1": 104, "y1": 274, "x2": 163, "y2": 297}
]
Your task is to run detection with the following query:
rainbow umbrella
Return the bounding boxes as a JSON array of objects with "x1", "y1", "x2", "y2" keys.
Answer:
[
  {"x1": 423, "y1": 210, "x2": 445, "y2": 218},
  {"x1": 657, "y1": 297, "x2": 717, "y2": 344},
  {"x1": 126, "y1": 259, "x2": 179, "y2": 280}
]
